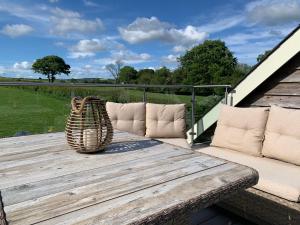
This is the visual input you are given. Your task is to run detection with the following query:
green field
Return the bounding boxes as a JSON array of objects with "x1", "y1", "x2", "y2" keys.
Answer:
[{"x1": 0, "y1": 86, "x2": 220, "y2": 138}]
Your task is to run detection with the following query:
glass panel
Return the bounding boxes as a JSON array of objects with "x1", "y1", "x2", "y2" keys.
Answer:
[{"x1": 0, "y1": 85, "x2": 225, "y2": 141}]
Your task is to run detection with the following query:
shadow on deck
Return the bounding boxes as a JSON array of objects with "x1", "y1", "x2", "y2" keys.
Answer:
[{"x1": 193, "y1": 206, "x2": 256, "y2": 225}]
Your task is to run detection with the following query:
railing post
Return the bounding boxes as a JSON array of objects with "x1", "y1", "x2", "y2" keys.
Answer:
[
  {"x1": 143, "y1": 87, "x2": 147, "y2": 103},
  {"x1": 190, "y1": 87, "x2": 196, "y2": 145},
  {"x1": 224, "y1": 86, "x2": 228, "y2": 105}
]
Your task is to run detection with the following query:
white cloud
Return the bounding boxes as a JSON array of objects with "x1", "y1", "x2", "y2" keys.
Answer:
[
  {"x1": 70, "y1": 65, "x2": 109, "y2": 78},
  {"x1": 228, "y1": 37, "x2": 283, "y2": 65},
  {"x1": 50, "y1": 7, "x2": 104, "y2": 36},
  {"x1": 1, "y1": 24, "x2": 34, "y2": 37},
  {"x1": 172, "y1": 45, "x2": 186, "y2": 53},
  {"x1": 13, "y1": 61, "x2": 32, "y2": 70},
  {"x1": 83, "y1": 0, "x2": 99, "y2": 7},
  {"x1": 0, "y1": 61, "x2": 34, "y2": 78},
  {"x1": 162, "y1": 54, "x2": 179, "y2": 63},
  {"x1": 95, "y1": 50, "x2": 151, "y2": 65},
  {"x1": 119, "y1": 17, "x2": 208, "y2": 50},
  {"x1": 54, "y1": 41, "x2": 64, "y2": 47},
  {"x1": 112, "y1": 50, "x2": 151, "y2": 64},
  {"x1": 83, "y1": 64, "x2": 92, "y2": 70},
  {"x1": 69, "y1": 39, "x2": 107, "y2": 58},
  {"x1": 223, "y1": 30, "x2": 280, "y2": 45},
  {"x1": 51, "y1": 7, "x2": 80, "y2": 18},
  {"x1": 0, "y1": 2, "x2": 48, "y2": 21},
  {"x1": 246, "y1": 0, "x2": 300, "y2": 26},
  {"x1": 119, "y1": 17, "x2": 171, "y2": 43},
  {"x1": 199, "y1": 16, "x2": 244, "y2": 33},
  {"x1": 68, "y1": 37, "x2": 124, "y2": 59}
]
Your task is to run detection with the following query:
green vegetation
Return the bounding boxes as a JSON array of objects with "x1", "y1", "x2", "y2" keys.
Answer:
[
  {"x1": 105, "y1": 60, "x2": 123, "y2": 83},
  {"x1": 257, "y1": 50, "x2": 272, "y2": 62},
  {"x1": 32, "y1": 55, "x2": 71, "y2": 83},
  {"x1": 0, "y1": 86, "x2": 220, "y2": 138},
  {"x1": 114, "y1": 40, "x2": 251, "y2": 93},
  {"x1": 119, "y1": 66, "x2": 138, "y2": 83},
  {"x1": 0, "y1": 87, "x2": 70, "y2": 137},
  {"x1": 179, "y1": 40, "x2": 237, "y2": 86}
]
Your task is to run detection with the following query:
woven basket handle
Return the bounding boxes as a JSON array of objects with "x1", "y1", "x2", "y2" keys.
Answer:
[{"x1": 71, "y1": 96, "x2": 101, "y2": 114}]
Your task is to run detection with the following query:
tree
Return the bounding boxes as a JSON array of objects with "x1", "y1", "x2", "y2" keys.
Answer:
[
  {"x1": 151, "y1": 67, "x2": 172, "y2": 85},
  {"x1": 257, "y1": 50, "x2": 271, "y2": 62},
  {"x1": 105, "y1": 60, "x2": 123, "y2": 83},
  {"x1": 136, "y1": 69, "x2": 154, "y2": 84},
  {"x1": 230, "y1": 63, "x2": 252, "y2": 86},
  {"x1": 119, "y1": 66, "x2": 137, "y2": 84},
  {"x1": 32, "y1": 55, "x2": 70, "y2": 83},
  {"x1": 179, "y1": 40, "x2": 237, "y2": 87}
]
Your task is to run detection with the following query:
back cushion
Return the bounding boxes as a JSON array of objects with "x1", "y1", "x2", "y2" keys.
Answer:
[
  {"x1": 146, "y1": 103, "x2": 186, "y2": 138},
  {"x1": 106, "y1": 102, "x2": 146, "y2": 136},
  {"x1": 262, "y1": 106, "x2": 300, "y2": 165},
  {"x1": 211, "y1": 104, "x2": 269, "y2": 156}
]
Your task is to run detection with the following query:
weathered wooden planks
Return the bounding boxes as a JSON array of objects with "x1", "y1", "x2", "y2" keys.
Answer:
[
  {"x1": 5, "y1": 156, "x2": 225, "y2": 224},
  {"x1": 265, "y1": 82, "x2": 300, "y2": 96},
  {"x1": 2, "y1": 150, "x2": 197, "y2": 205},
  {"x1": 0, "y1": 140, "x2": 181, "y2": 189},
  {"x1": 281, "y1": 70, "x2": 300, "y2": 82},
  {"x1": 35, "y1": 164, "x2": 256, "y2": 225},
  {"x1": 239, "y1": 53, "x2": 300, "y2": 110},
  {"x1": 249, "y1": 95, "x2": 300, "y2": 109},
  {"x1": 0, "y1": 132, "x2": 258, "y2": 225}
]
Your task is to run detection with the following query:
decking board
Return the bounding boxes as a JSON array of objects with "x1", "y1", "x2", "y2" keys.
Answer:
[
  {"x1": 3, "y1": 151, "x2": 200, "y2": 205},
  {"x1": 0, "y1": 132, "x2": 258, "y2": 225},
  {"x1": 35, "y1": 164, "x2": 254, "y2": 225}
]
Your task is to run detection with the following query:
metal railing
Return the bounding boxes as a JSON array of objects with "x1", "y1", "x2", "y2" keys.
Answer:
[{"x1": 0, "y1": 82, "x2": 231, "y2": 144}]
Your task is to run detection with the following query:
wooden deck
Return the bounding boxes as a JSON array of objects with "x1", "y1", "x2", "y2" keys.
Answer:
[{"x1": 0, "y1": 131, "x2": 258, "y2": 225}]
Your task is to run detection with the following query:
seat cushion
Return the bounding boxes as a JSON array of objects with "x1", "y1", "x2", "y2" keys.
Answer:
[
  {"x1": 211, "y1": 104, "x2": 269, "y2": 156},
  {"x1": 196, "y1": 146, "x2": 300, "y2": 202},
  {"x1": 146, "y1": 103, "x2": 186, "y2": 138},
  {"x1": 106, "y1": 102, "x2": 146, "y2": 136},
  {"x1": 262, "y1": 105, "x2": 300, "y2": 166}
]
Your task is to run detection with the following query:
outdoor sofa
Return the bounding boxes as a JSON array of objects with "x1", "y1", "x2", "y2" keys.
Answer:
[{"x1": 196, "y1": 104, "x2": 300, "y2": 225}]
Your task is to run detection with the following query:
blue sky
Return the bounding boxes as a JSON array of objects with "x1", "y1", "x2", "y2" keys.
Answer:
[{"x1": 0, "y1": 0, "x2": 299, "y2": 79}]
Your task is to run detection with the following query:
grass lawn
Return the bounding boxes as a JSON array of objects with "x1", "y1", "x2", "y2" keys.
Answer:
[
  {"x1": 0, "y1": 86, "x2": 220, "y2": 138},
  {"x1": 0, "y1": 87, "x2": 70, "y2": 138}
]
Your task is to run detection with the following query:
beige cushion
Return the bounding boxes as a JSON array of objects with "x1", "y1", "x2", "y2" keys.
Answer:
[
  {"x1": 262, "y1": 105, "x2": 300, "y2": 165},
  {"x1": 106, "y1": 102, "x2": 146, "y2": 136},
  {"x1": 211, "y1": 105, "x2": 269, "y2": 156},
  {"x1": 196, "y1": 146, "x2": 300, "y2": 202},
  {"x1": 146, "y1": 103, "x2": 186, "y2": 138}
]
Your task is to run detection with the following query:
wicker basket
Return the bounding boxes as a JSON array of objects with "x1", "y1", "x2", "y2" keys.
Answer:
[{"x1": 65, "y1": 96, "x2": 113, "y2": 153}]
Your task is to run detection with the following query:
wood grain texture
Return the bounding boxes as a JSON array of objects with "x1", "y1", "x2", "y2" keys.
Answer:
[
  {"x1": 239, "y1": 52, "x2": 300, "y2": 110},
  {"x1": 249, "y1": 95, "x2": 300, "y2": 108},
  {"x1": 0, "y1": 132, "x2": 258, "y2": 225},
  {"x1": 265, "y1": 82, "x2": 300, "y2": 96},
  {"x1": 281, "y1": 70, "x2": 300, "y2": 82}
]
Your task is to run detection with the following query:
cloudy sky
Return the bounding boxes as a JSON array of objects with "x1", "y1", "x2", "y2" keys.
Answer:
[{"x1": 0, "y1": 0, "x2": 299, "y2": 79}]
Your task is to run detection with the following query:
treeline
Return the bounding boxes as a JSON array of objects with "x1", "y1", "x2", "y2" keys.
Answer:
[{"x1": 117, "y1": 40, "x2": 252, "y2": 94}]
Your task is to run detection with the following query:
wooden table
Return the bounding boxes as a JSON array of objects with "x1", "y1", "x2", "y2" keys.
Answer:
[{"x1": 0, "y1": 131, "x2": 258, "y2": 225}]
